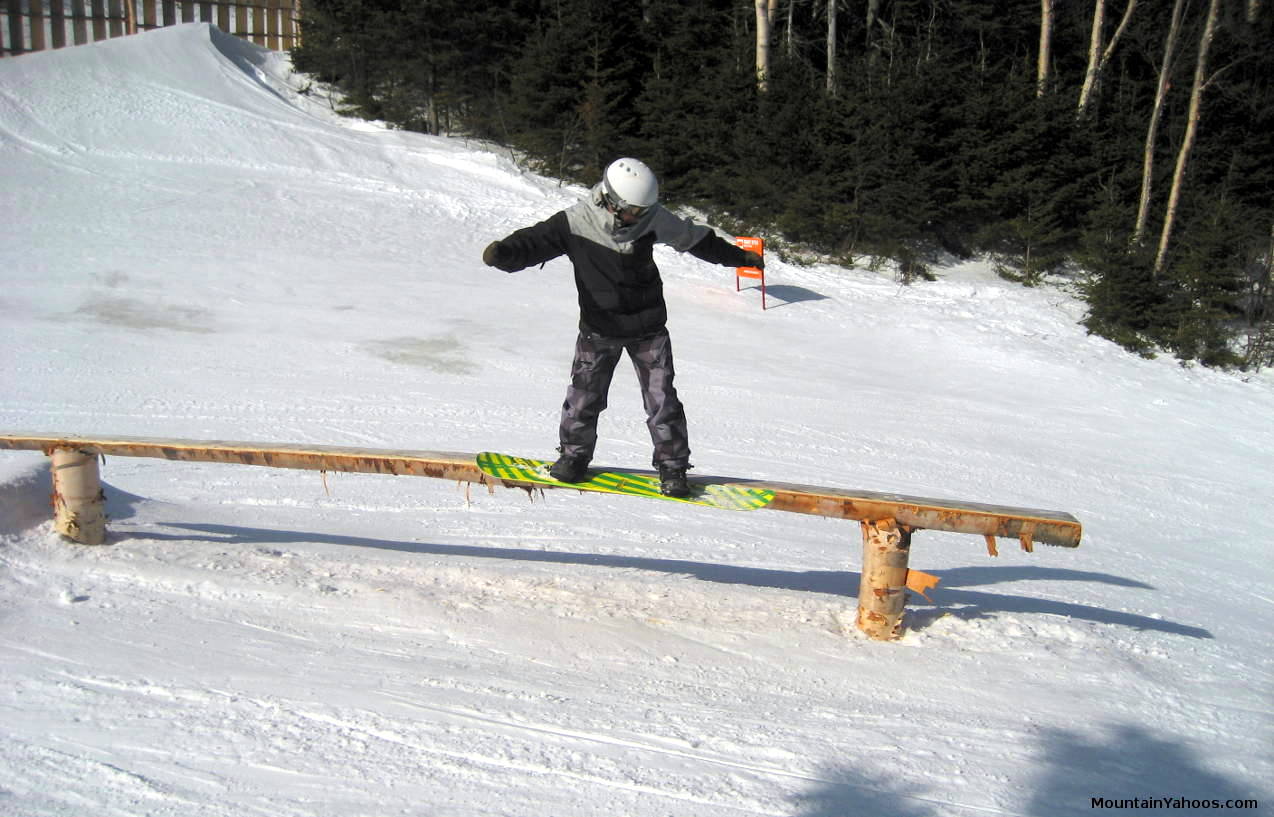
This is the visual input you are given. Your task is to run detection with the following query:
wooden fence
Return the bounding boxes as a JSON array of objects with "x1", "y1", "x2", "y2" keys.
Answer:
[{"x1": 1, "y1": 0, "x2": 301, "y2": 56}]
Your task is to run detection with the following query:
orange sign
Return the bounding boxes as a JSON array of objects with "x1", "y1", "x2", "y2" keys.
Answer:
[{"x1": 734, "y1": 236, "x2": 766, "y2": 309}]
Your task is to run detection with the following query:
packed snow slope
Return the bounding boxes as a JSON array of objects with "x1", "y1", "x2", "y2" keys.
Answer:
[{"x1": 1, "y1": 24, "x2": 1271, "y2": 817}]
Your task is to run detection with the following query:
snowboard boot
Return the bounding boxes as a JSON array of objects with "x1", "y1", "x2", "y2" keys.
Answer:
[
  {"x1": 549, "y1": 454, "x2": 590, "y2": 483},
  {"x1": 658, "y1": 464, "x2": 691, "y2": 498}
]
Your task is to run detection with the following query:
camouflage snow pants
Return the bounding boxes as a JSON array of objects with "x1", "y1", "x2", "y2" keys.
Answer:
[{"x1": 558, "y1": 328, "x2": 691, "y2": 469}]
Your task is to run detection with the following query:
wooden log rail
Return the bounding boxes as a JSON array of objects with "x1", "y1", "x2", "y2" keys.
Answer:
[{"x1": 0, "y1": 432, "x2": 1082, "y2": 641}]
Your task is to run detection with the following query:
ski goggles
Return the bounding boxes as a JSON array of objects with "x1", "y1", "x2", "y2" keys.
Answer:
[{"x1": 601, "y1": 183, "x2": 652, "y2": 219}]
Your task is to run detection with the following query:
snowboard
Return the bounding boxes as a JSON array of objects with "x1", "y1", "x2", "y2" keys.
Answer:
[{"x1": 476, "y1": 452, "x2": 775, "y2": 511}]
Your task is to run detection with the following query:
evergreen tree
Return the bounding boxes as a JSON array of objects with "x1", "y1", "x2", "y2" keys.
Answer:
[
  {"x1": 635, "y1": 0, "x2": 754, "y2": 206},
  {"x1": 502, "y1": 0, "x2": 648, "y2": 182},
  {"x1": 975, "y1": 87, "x2": 1093, "y2": 283},
  {"x1": 1158, "y1": 195, "x2": 1257, "y2": 367},
  {"x1": 1079, "y1": 204, "x2": 1163, "y2": 357}
]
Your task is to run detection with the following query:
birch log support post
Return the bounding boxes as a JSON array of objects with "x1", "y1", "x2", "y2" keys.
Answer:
[
  {"x1": 856, "y1": 518, "x2": 913, "y2": 640},
  {"x1": 51, "y1": 448, "x2": 106, "y2": 545}
]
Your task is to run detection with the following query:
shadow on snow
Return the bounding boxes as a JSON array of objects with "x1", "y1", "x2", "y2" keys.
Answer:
[
  {"x1": 789, "y1": 723, "x2": 1267, "y2": 816},
  {"x1": 142, "y1": 520, "x2": 1210, "y2": 639}
]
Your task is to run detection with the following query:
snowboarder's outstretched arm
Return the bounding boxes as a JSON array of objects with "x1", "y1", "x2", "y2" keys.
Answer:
[
  {"x1": 482, "y1": 212, "x2": 570, "y2": 273},
  {"x1": 687, "y1": 233, "x2": 764, "y2": 270},
  {"x1": 650, "y1": 208, "x2": 763, "y2": 270}
]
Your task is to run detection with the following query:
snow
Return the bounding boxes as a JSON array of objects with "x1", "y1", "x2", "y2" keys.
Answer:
[{"x1": 1, "y1": 24, "x2": 1271, "y2": 816}]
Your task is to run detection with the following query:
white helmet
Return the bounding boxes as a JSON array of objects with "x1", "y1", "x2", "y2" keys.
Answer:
[{"x1": 602, "y1": 157, "x2": 659, "y2": 211}]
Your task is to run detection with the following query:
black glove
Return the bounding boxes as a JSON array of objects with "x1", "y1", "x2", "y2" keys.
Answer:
[
  {"x1": 482, "y1": 240, "x2": 512, "y2": 268},
  {"x1": 742, "y1": 251, "x2": 765, "y2": 270}
]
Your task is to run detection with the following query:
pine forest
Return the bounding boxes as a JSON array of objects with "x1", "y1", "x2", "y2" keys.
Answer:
[{"x1": 293, "y1": 0, "x2": 1273, "y2": 370}]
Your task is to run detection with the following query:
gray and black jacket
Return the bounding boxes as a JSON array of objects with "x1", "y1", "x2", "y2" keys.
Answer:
[{"x1": 491, "y1": 184, "x2": 757, "y2": 338}]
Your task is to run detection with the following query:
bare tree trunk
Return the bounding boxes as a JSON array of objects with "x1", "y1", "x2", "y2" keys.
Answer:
[
  {"x1": 1262, "y1": 221, "x2": 1274, "y2": 314},
  {"x1": 1256, "y1": 222, "x2": 1274, "y2": 320},
  {"x1": 755, "y1": 0, "x2": 773, "y2": 90},
  {"x1": 1101, "y1": 1, "x2": 1138, "y2": 89},
  {"x1": 1133, "y1": 0, "x2": 1186, "y2": 246},
  {"x1": 1105, "y1": 0, "x2": 1139, "y2": 62},
  {"x1": 922, "y1": 0, "x2": 938, "y2": 65},
  {"x1": 1038, "y1": 0, "x2": 1054, "y2": 96},
  {"x1": 1079, "y1": 0, "x2": 1139, "y2": 116},
  {"x1": 428, "y1": 66, "x2": 441, "y2": 135},
  {"x1": 1155, "y1": 0, "x2": 1222, "y2": 276},
  {"x1": 52, "y1": 449, "x2": 106, "y2": 545},
  {"x1": 856, "y1": 519, "x2": 912, "y2": 640},
  {"x1": 1079, "y1": 0, "x2": 1109, "y2": 111},
  {"x1": 786, "y1": 0, "x2": 796, "y2": 57},
  {"x1": 827, "y1": 0, "x2": 838, "y2": 94},
  {"x1": 769, "y1": 0, "x2": 779, "y2": 61},
  {"x1": 1243, "y1": 222, "x2": 1274, "y2": 370}
]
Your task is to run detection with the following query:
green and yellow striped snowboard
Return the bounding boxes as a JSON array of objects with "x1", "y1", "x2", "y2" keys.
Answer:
[{"x1": 476, "y1": 453, "x2": 775, "y2": 512}]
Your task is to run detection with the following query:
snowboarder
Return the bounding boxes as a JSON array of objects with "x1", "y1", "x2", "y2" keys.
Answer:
[{"x1": 481, "y1": 157, "x2": 764, "y2": 498}]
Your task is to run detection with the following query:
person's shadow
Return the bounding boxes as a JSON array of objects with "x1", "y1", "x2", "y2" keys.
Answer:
[
  {"x1": 790, "y1": 723, "x2": 1268, "y2": 815},
  {"x1": 1024, "y1": 723, "x2": 1269, "y2": 815}
]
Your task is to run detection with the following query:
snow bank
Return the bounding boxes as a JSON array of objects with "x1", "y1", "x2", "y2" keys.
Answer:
[{"x1": 1, "y1": 23, "x2": 1270, "y2": 817}]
